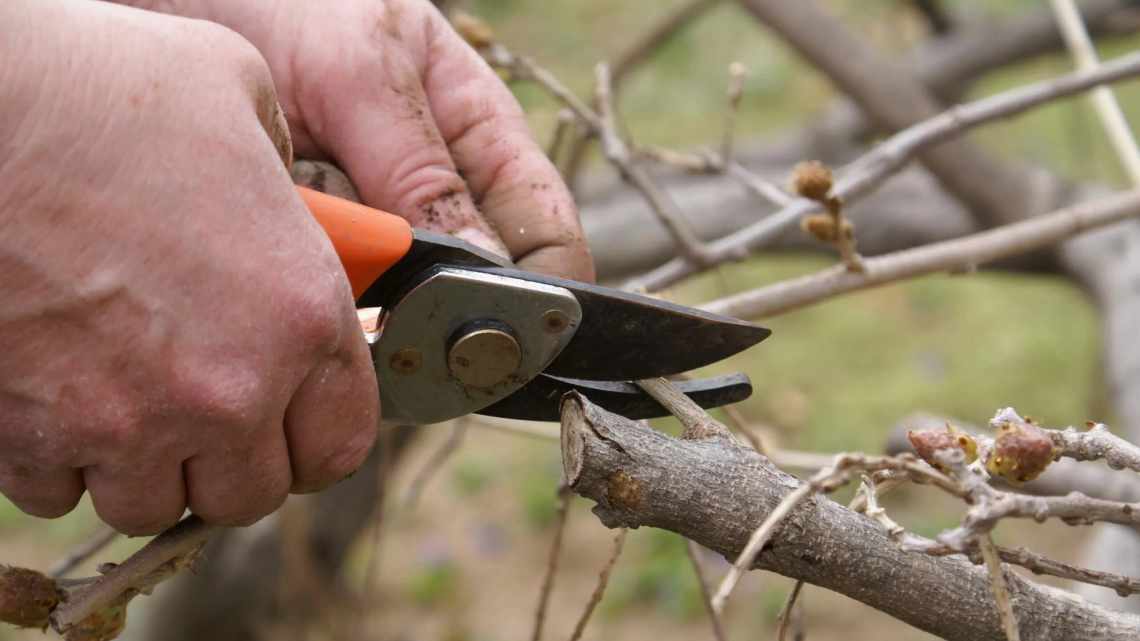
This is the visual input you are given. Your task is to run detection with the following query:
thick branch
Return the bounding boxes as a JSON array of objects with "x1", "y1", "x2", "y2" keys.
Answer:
[{"x1": 559, "y1": 393, "x2": 1140, "y2": 640}]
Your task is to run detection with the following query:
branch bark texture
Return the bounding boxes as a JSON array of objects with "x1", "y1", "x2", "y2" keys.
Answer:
[{"x1": 559, "y1": 393, "x2": 1140, "y2": 641}]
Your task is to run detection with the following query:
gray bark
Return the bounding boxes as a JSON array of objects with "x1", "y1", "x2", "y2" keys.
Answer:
[{"x1": 561, "y1": 393, "x2": 1140, "y2": 641}]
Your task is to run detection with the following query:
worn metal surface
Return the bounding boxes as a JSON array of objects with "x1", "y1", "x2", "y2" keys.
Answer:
[
  {"x1": 478, "y1": 373, "x2": 753, "y2": 421},
  {"x1": 472, "y1": 267, "x2": 771, "y2": 380},
  {"x1": 363, "y1": 232, "x2": 767, "y2": 422},
  {"x1": 374, "y1": 268, "x2": 581, "y2": 424}
]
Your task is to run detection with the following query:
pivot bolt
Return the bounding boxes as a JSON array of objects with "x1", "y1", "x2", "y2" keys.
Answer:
[{"x1": 448, "y1": 328, "x2": 521, "y2": 388}]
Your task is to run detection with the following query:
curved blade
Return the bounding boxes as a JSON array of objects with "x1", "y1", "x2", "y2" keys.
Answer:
[
  {"x1": 477, "y1": 373, "x2": 753, "y2": 422},
  {"x1": 471, "y1": 267, "x2": 771, "y2": 380}
]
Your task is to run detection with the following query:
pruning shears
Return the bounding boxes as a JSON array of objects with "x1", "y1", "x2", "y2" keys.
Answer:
[{"x1": 298, "y1": 186, "x2": 770, "y2": 424}]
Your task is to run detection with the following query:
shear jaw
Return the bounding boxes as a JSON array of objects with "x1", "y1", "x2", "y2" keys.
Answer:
[{"x1": 373, "y1": 267, "x2": 582, "y2": 425}]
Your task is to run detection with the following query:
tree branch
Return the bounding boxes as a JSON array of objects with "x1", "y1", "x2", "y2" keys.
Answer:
[
  {"x1": 626, "y1": 50, "x2": 1140, "y2": 292},
  {"x1": 559, "y1": 393, "x2": 1140, "y2": 640},
  {"x1": 699, "y1": 189, "x2": 1140, "y2": 319}
]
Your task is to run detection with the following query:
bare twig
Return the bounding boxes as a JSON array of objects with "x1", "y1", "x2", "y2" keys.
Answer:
[
  {"x1": 50, "y1": 516, "x2": 214, "y2": 631},
  {"x1": 636, "y1": 377, "x2": 732, "y2": 440},
  {"x1": 978, "y1": 535, "x2": 1021, "y2": 641},
  {"x1": 594, "y1": 63, "x2": 713, "y2": 265},
  {"x1": 710, "y1": 453, "x2": 962, "y2": 613},
  {"x1": 1051, "y1": 0, "x2": 1140, "y2": 183},
  {"x1": 611, "y1": 0, "x2": 722, "y2": 88},
  {"x1": 628, "y1": 50, "x2": 1140, "y2": 292},
  {"x1": 568, "y1": 528, "x2": 627, "y2": 641},
  {"x1": 859, "y1": 450, "x2": 1140, "y2": 597},
  {"x1": 471, "y1": 417, "x2": 558, "y2": 440},
  {"x1": 720, "y1": 62, "x2": 747, "y2": 167},
  {"x1": 927, "y1": 544, "x2": 1140, "y2": 597},
  {"x1": 547, "y1": 109, "x2": 576, "y2": 165},
  {"x1": 48, "y1": 527, "x2": 120, "y2": 579},
  {"x1": 700, "y1": 189, "x2": 1140, "y2": 319},
  {"x1": 531, "y1": 486, "x2": 572, "y2": 641},
  {"x1": 560, "y1": 0, "x2": 721, "y2": 184},
  {"x1": 775, "y1": 580, "x2": 805, "y2": 641},
  {"x1": 685, "y1": 539, "x2": 727, "y2": 641}
]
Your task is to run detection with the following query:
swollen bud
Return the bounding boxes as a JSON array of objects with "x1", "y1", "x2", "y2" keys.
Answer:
[
  {"x1": 907, "y1": 424, "x2": 978, "y2": 472},
  {"x1": 0, "y1": 565, "x2": 60, "y2": 629},
  {"x1": 791, "y1": 161, "x2": 833, "y2": 201},
  {"x1": 986, "y1": 419, "x2": 1057, "y2": 484}
]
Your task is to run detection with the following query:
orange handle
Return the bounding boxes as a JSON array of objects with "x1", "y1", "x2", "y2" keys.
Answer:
[{"x1": 296, "y1": 186, "x2": 414, "y2": 299}]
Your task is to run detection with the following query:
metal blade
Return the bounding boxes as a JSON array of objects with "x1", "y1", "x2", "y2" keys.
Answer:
[
  {"x1": 477, "y1": 373, "x2": 753, "y2": 421},
  {"x1": 470, "y1": 268, "x2": 770, "y2": 380}
]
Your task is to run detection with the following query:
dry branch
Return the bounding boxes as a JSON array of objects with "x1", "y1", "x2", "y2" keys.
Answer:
[
  {"x1": 568, "y1": 528, "x2": 626, "y2": 641},
  {"x1": 49, "y1": 528, "x2": 120, "y2": 579},
  {"x1": 530, "y1": 487, "x2": 571, "y2": 641},
  {"x1": 50, "y1": 516, "x2": 213, "y2": 632},
  {"x1": 700, "y1": 188, "x2": 1140, "y2": 319},
  {"x1": 628, "y1": 50, "x2": 1140, "y2": 291},
  {"x1": 558, "y1": 392, "x2": 1140, "y2": 640}
]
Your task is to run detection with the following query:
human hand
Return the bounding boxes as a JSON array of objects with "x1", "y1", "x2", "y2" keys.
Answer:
[
  {"x1": 144, "y1": 0, "x2": 595, "y2": 280},
  {"x1": 0, "y1": 1, "x2": 377, "y2": 534}
]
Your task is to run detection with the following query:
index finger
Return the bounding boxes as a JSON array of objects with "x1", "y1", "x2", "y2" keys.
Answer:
[{"x1": 421, "y1": 14, "x2": 595, "y2": 282}]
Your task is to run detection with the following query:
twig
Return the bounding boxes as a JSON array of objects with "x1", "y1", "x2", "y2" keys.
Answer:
[
  {"x1": 610, "y1": 0, "x2": 722, "y2": 88},
  {"x1": 567, "y1": 528, "x2": 627, "y2": 641},
  {"x1": 700, "y1": 189, "x2": 1140, "y2": 319},
  {"x1": 559, "y1": 0, "x2": 721, "y2": 185},
  {"x1": 635, "y1": 377, "x2": 732, "y2": 440},
  {"x1": 720, "y1": 62, "x2": 747, "y2": 167},
  {"x1": 927, "y1": 543, "x2": 1140, "y2": 597},
  {"x1": 1050, "y1": 0, "x2": 1140, "y2": 184},
  {"x1": 401, "y1": 420, "x2": 468, "y2": 510},
  {"x1": 718, "y1": 403, "x2": 767, "y2": 453},
  {"x1": 775, "y1": 580, "x2": 805, "y2": 641},
  {"x1": 547, "y1": 109, "x2": 576, "y2": 165},
  {"x1": 484, "y1": 45, "x2": 601, "y2": 131},
  {"x1": 471, "y1": 417, "x2": 558, "y2": 440},
  {"x1": 531, "y1": 486, "x2": 572, "y2": 641},
  {"x1": 859, "y1": 450, "x2": 1140, "y2": 597},
  {"x1": 710, "y1": 453, "x2": 961, "y2": 613},
  {"x1": 685, "y1": 539, "x2": 727, "y2": 641},
  {"x1": 594, "y1": 63, "x2": 713, "y2": 265},
  {"x1": 48, "y1": 527, "x2": 120, "y2": 579},
  {"x1": 978, "y1": 535, "x2": 1021, "y2": 641},
  {"x1": 627, "y1": 49, "x2": 1140, "y2": 292},
  {"x1": 50, "y1": 515, "x2": 214, "y2": 631}
]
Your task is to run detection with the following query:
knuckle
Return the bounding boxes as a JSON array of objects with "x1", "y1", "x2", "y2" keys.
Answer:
[
  {"x1": 192, "y1": 468, "x2": 290, "y2": 527},
  {"x1": 173, "y1": 363, "x2": 266, "y2": 428},
  {"x1": 294, "y1": 424, "x2": 377, "y2": 493},
  {"x1": 71, "y1": 395, "x2": 146, "y2": 461},
  {"x1": 94, "y1": 501, "x2": 183, "y2": 537},
  {"x1": 195, "y1": 23, "x2": 274, "y2": 89},
  {"x1": 0, "y1": 468, "x2": 81, "y2": 519},
  {"x1": 282, "y1": 285, "x2": 349, "y2": 354}
]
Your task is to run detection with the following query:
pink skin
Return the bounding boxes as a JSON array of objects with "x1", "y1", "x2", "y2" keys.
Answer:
[{"x1": 0, "y1": 0, "x2": 593, "y2": 535}]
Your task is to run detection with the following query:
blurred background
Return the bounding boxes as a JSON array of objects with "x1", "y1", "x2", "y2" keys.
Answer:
[{"x1": 4, "y1": 0, "x2": 1140, "y2": 639}]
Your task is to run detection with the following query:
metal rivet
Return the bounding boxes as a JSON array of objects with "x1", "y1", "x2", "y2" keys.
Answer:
[
  {"x1": 448, "y1": 328, "x2": 521, "y2": 388},
  {"x1": 542, "y1": 309, "x2": 570, "y2": 334},
  {"x1": 389, "y1": 347, "x2": 422, "y2": 375}
]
